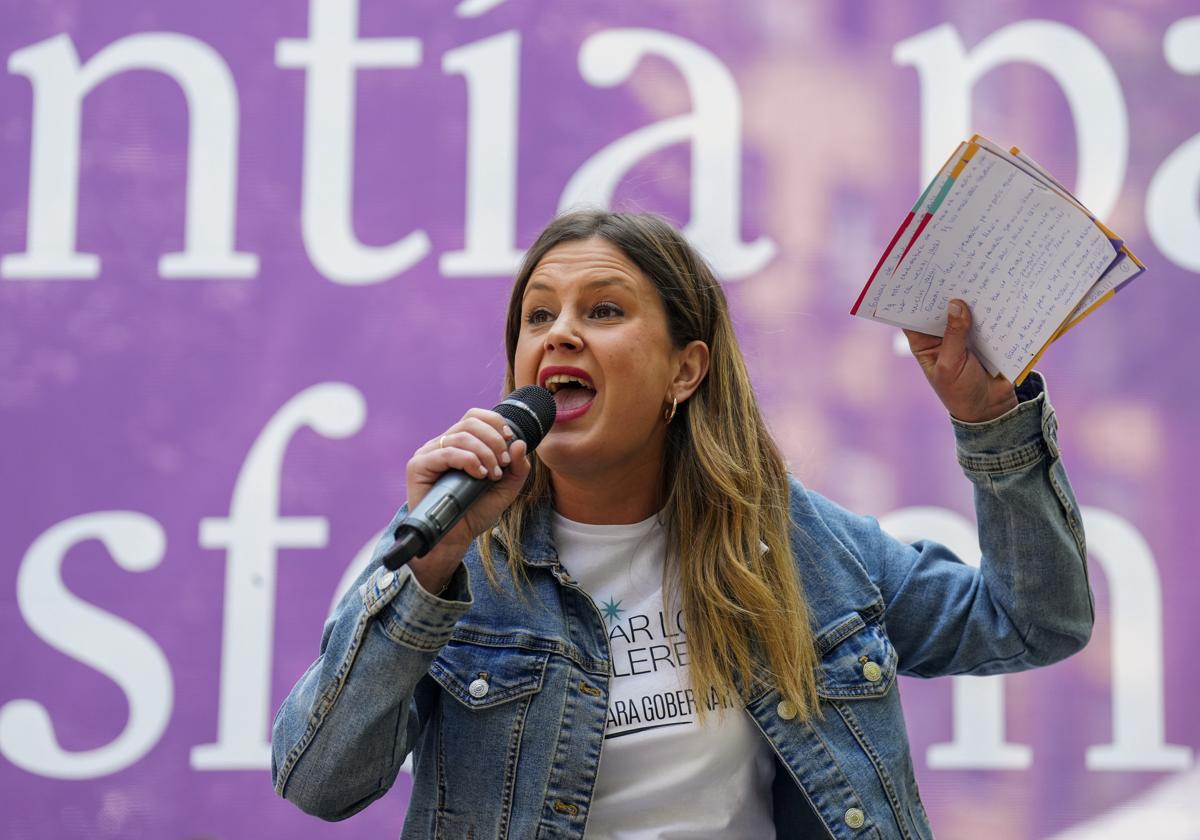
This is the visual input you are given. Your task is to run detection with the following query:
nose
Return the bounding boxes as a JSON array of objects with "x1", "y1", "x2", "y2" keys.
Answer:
[{"x1": 544, "y1": 312, "x2": 582, "y2": 352}]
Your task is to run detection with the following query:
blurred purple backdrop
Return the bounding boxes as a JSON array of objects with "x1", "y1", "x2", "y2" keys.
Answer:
[{"x1": 2, "y1": 1, "x2": 1197, "y2": 838}]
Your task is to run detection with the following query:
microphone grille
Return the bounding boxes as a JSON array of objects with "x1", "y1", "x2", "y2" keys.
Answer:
[{"x1": 494, "y1": 385, "x2": 557, "y2": 448}]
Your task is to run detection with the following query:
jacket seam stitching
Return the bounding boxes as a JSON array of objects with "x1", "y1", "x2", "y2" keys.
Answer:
[
  {"x1": 273, "y1": 609, "x2": 370, "y2": 797},
  {"x1": 957, "y1": 441, "x2": 1045, "y2": 475},
  {"x1": 496, "y1": 693, "x2": 532, "y2": 838},
  {"x1": 434, "y1": 701, "x2": 448, "y2": 839},
  {"x1": 833, "y1": 700, "x2": 916, "y2": 840},
  {"x1": 744, "y1": 714, "x2": 837, "y2": 840},
  {"x1": 815, "y1": 614, "x2": 866, "y2": 656}
]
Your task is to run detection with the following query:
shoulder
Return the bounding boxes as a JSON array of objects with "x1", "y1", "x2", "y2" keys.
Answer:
[
  {"x1": 785, "y1": 473, "x2": 882, "y2": 560},
  {"x1": 783, "y1": 474, "x2": 893, "y2": 623}
]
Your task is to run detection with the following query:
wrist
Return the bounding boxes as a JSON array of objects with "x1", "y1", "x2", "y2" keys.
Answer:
[
  {"x1": 952, "y1": 393, "x2": 1018, "y2": 424},
  {"x1": 407, "y1": 541, "x2": 468, "y2": 597}
]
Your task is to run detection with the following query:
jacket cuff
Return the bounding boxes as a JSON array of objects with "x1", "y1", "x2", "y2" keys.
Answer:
[
  {"x1": 951, "y1": 371, "x2": 1061, "y2": 475},
  {"x1": 358, "y1": 562, "x2": 473, "y2": 653}
]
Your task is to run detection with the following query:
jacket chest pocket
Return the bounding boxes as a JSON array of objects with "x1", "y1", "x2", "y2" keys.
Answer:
[
  {"x1": 815, "y1": 611, "x2": 897, "y2": 700},
  {"x1": 424, "y1": 643, "x2": 552, "y2": 837},
  {"x1": 429, "y1": 642, "x2": 550, "y2": 710}
]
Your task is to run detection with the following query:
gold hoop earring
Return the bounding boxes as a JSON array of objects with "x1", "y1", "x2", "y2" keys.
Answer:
[{"x1": 664, "y1": 396, "x2": 678, "y2": 424}]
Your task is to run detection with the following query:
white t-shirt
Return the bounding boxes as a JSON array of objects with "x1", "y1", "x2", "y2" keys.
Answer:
[{"x1": 551, "y1": 511, "x2": 777, "y2": 840}]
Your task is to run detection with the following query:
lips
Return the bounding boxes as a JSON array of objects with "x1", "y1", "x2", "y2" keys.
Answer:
[{"x1": 539, "y1": 366, "x2": 597, "y2": 423}]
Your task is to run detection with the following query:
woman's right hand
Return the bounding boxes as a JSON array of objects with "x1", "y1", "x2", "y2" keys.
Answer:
[{"x1": 402, "y1": 408, "x2": 532, "y2": 592}]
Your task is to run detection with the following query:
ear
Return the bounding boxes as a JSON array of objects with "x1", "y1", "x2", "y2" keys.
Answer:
[{"x1": 670, "y1": 340, "x2": 710, "y2": 402}]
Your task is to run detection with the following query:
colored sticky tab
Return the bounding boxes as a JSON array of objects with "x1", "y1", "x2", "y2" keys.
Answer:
[{"x1": 949, "y1": 143, "x2": 979, "y2": 179}]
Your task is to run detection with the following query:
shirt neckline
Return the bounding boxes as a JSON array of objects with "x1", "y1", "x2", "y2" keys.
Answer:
[{"x1": 551, "y1": 509, "x2": 663, "y2": 539}]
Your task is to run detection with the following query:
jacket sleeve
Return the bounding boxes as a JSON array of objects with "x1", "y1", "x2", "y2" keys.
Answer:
[
  {"x1": 270, "y1": 506, "x2": 473, "y2": 820},
  {"x1": 809, "y1": 372, "x2": 1093, "y2": 678}
]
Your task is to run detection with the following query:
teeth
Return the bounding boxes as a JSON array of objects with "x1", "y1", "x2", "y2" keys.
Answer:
[{"x1": 544, "y1": 373, "x2": 594, "y2": 393}]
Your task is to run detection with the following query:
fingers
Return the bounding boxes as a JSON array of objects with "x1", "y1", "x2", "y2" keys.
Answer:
[
  {"x1": 903, "y1": 328, "x2": 937, "y2": 352},
  {"x1": 403, "y1": 409, "x2": 534, "y2": 550},
  {"x1": 447, "y1": 417, "x2": 513, "y2": 476},
  {"x1": 903, "y1": 329, "x2": 938, "y2": 372},
  {"x1": 406, "y1": 448, "x2": 486, "y2": 490},
  {"x1": 411, "y1": 410, "x2": 516, "y2": 483},
  {"x1": 499, "y1": 439, "x2": 531, "y2": 485}
]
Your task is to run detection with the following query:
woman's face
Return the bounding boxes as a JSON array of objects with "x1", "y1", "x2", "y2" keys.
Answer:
[{"x1": 513, "y1": 238, "x2": 681, "y2": 483}]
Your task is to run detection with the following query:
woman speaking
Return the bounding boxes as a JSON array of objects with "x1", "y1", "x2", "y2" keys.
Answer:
[{"x1": 271, "y1": 210, "x2": 1093, "y2": 839}]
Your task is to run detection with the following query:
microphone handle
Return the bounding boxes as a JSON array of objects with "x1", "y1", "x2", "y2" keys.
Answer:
[
  {"x1": 379, "y1": 384, "x2": 555, "y2": 573},
  {"x1": 380, "y1": 465, "x2": 494, "y2": 571}
]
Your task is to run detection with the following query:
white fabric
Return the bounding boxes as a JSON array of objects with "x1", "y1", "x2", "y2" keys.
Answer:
[{"x1": 551, "y1": 512, "x2": 777, "y2": 840}]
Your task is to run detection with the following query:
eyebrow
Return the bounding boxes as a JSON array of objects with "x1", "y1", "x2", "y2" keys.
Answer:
[{"x1": 523, "y1": 276, "x2": 635, "y2": 299}]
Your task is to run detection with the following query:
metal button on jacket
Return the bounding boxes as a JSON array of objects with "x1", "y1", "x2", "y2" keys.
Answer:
[
  {"x1": 468, "y1": 678, "x2": 490, "y2": 699},
  {"x1": 776, "y1": 700, "x2": 797, "y2": 720},
  {"x1": 378, "y1": 570, "x2": 395, "y2": 589},
  {"x1": 844, "y1": 807, "x2": 866, "y2": 829},
  {"x1": 862, "y1": 660, "x2": 883, "y2": 682}
]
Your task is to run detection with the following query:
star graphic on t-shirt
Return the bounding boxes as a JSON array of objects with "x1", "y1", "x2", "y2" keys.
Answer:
[{"x1": 600, "y1": 596, "x2": 624, "y2": 624}]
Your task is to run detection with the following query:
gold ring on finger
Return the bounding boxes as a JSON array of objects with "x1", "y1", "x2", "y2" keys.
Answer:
[{"x1": 439, "y1": 434, "x2": 448, "y2": 449}]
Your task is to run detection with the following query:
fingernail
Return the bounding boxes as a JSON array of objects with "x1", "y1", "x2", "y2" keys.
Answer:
[
  {"x1": 478, "y1": 464, "x2": 489, "y2": 477},
  {"x1": 492, "y1": 465, "x2": 503, "y2": 478},
  {"x1": 502, "y1": 425, "x2": 514, "y2": 439},
  {"x1": 949, "y1": 300, "x2": 963, "y2": 318},
  {"x1": 501, "y1": 451, "x2": 511, "y2": 466}
]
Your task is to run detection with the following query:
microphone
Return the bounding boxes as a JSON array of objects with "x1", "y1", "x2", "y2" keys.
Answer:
[{"x1": 381, "y1": 385, "x2": 557, "y2": 571}]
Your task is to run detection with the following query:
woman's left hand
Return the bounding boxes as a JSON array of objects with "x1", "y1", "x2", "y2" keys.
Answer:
[{"x1": 903, "y1": 299, "x2": 1019, "y2": 424}]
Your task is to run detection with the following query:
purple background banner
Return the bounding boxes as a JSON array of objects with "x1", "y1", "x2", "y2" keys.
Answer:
[{"x1": 2, "y1": 1, "x2": 1197, "y2": 837}]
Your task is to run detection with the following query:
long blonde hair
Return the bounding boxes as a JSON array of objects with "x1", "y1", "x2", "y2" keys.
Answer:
[{"x1": 482, "y1": 210, "x2": 819, "y2": 721}]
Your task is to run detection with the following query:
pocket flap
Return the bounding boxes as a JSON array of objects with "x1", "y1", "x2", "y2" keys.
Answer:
[
  {"x1": 430, "y1": 642, "x2": 549, "y2": 709},
  {"x1": 814, "y1": 614, "x2": 897, "y2": 699}
]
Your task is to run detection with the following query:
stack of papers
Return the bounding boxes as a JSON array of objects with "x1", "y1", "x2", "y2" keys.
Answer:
[{"x1": 851, "y1": 135, "x2": 1145, "y2": 384}]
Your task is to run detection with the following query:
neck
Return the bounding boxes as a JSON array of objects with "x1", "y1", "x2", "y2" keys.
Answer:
[{"x1": 549, "y1": 456, "x2": 664, "y2": 524}]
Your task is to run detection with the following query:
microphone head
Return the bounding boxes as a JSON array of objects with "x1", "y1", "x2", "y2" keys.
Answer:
[{"x1": 494, "y1": 385, "x2": 557, "y2": 449}]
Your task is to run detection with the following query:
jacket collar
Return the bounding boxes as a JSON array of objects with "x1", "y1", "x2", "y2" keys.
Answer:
[{"x1": 489, "y1": 496, "x2": 560, "y2": 568}]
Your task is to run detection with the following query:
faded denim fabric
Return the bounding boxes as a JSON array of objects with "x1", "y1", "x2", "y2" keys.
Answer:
[{"x1": 272, "y1": 372, "x2": 1092, "y2": 839}]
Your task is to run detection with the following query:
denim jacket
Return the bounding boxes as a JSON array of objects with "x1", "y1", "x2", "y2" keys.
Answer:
[{"x1": 272, "y1": 373, "x2": 1093, "y2": 839}]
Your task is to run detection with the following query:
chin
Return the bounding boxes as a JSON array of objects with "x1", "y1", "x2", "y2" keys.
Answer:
[
  {"x1": 534, "y1": 437, "x2": 570, "y2": 469},
  {"x1": 535, "y1": 434, "x2": 592, "y2": 475}
]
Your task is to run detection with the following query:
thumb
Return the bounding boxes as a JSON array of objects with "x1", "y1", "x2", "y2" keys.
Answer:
[
  {"x1": 940, "y1": 299, "x2": 971, "y2": 365},
  {"x1": 499, "y1": 439, "x2": 530, "y2": 487},
  {"x1": 487, "y1": 439, "x2": 531, "y2": 506}
]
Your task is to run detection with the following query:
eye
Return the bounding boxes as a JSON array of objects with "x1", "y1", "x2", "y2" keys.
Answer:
[
  {"x1": 524, "y1": 307, "x2": 554, "y2": 325},
  {"x1": 591, "y1": 301, "x2": 624, "y2": 319}
]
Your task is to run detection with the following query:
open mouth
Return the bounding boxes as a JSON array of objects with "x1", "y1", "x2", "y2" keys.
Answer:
[{"x1": 541, "y1": 370, "x2": 597, "y2": 420}]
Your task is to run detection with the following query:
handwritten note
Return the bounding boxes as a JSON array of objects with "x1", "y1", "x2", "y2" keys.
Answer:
[
  {"x1": 870, "y1": 147, "x2": 1117, "y2": 380},
  {"x1": 1062, "y1": 249, "x2": 1139, "y2": 329}
]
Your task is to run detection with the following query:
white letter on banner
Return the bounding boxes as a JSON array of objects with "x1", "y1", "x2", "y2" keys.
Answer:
[
  {"x1": 454, "y1": 0, "x2": 508, "y2": 17},
  {"x1": 276, "y1": 0, "x2": 427, "y2": 285},
  {"x1": 1081, "y1": 508, "x2": 1193, "y2": 770},
  {"x1": 878, "y1": 507, "x2": 1032, "y2": 770},
  {"x1": 3, "y1": 33, "x2": 257, "y2": 280},
  {"x1": 0, "y1": 513, "x2": 173, "y2": 779},
  {"x1": 1146, "y1": 17, "x2": 1200, "y2": 273},
  {"x1": 440, "y1": 32, "x2": 524, "y2": 277},
  {"x1": 893, "y1": 21, "x2": 1128, "y2": 220},
  {"x1": 191, "y1": 383, "x2": 366, "y2": 770},
  {"x1": 559, "y1": 29, "x2": 775, "y2": 279}
]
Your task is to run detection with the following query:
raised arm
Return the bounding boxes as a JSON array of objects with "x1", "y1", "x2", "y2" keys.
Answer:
[
  {"x1": 809, "y1": 370, "x2": 1092, "y2": 677},
  {"x1": 795, "y1": 293, "x2": 1092, "y2": 676},
  {"x1": 271, "y1": 407, "x2": 529, "y2": 819}
]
